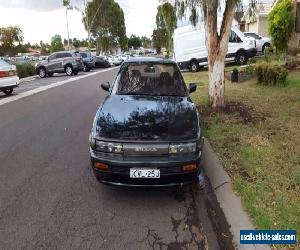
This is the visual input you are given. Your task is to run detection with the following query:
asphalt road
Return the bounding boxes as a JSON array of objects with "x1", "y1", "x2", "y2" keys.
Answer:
[{"x1": 0, "y1": 69, "x2": 219, "y2": 249}]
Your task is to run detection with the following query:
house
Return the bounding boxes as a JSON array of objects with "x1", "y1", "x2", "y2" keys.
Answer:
[
  {"x1": 243, "y1": 0, "x2": 300, "y2": 52},
  {"x1": 242, "y1": 2, "x2": 273, "y2": 37},
  {"x1": 288, "y1": 0, "x2": 300, "y2": 50}
]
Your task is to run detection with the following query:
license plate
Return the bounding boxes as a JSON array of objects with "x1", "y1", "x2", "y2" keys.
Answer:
[{"x1": 130, "y1": 168, "x2": 160, "y2": 178}]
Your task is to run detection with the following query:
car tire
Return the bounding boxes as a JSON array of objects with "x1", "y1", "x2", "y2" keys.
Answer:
[
  {"x1": 38, "y1": 67, "x2": 46, "y2": 78},
  {"x1": 236, "y1": 51, "x2": 248, "y2": 65},
  {"x1": 73, "y1": 70, "x2": 79, "y2": 75},
  {"x1": 86, "y1": 67, "x2": 91, "y2": 72},
  {"x1": 65, "y1": 65, "x2": 73, "y2": 76},
  {"x1": 262, "y1": 43, "x2": 270, "y2": 54},
  {"x1": 190, "y1": 60, "x2": 199, "y2": 73},
  {"x1": 83, "y1": 64, "x2": 88, "y2": 72},
  {"x1": 3, "y1": 88, "x2": 13, "y2": 95},
  {"x1": 48, "y1": 73, "x2": 54, "y2": 77}
]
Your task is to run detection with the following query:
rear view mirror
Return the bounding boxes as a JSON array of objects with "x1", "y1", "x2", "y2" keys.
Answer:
[
  {"x1": 189, "y1": 83, "x2": 197, "y2": 94},
  {"x1": 101, "y1": 81, "x2": 110, "y2": 92}
]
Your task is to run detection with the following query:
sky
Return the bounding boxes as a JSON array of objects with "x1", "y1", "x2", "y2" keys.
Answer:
[
  {"x1": 0, "y1": 0, "x2": 275, "y2": 44},
  {"x1": 0, "y1": 0, "x2": 160, "y2": 44}
]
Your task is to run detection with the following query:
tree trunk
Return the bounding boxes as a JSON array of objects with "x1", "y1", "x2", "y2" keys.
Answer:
[
  {"x1": 208, "y1": 55, "x2": 225, "y2": 108},
  {"x1": 204, "y1": 0, "x2": 236, "y2": 108}
]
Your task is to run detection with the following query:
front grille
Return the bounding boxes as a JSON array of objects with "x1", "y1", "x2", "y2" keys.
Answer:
[{"x1": 123, "y1": 143, "x2": 169, "y2": 156}]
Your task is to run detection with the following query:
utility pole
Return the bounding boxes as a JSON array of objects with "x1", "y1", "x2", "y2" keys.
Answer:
[
  {"x1": 63, "y1": 0, "x2": 71, "y2": 50},
  {"x1": 66, "y1": 7, "x2": 70, "y2": 50}
]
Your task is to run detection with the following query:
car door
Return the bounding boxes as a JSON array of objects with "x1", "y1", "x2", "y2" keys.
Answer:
[
  {"x1": 51, "y1": 53, "x2": 66, "y2": 72},
  {"x1": 61, "y1": 52, "x2": 72, "y2": 72},
  {"x1": 47, "y1": 53, "x2": 59, "y2": 72},
  {"x1": 227, "y1": 30, "x2": 243, "y2": 61}
]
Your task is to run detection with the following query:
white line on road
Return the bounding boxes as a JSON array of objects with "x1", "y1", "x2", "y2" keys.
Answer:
[{"x1": 0, "y1": 67, "x2": 117, "y2": 107}]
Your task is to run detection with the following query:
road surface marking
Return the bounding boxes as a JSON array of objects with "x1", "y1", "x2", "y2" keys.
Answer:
[{"x1": 0, "y1": 67, "x2": 117, "y2": 107}]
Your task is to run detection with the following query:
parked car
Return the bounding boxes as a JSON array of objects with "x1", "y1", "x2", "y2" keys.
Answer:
[
  {"x1": 112, "y1": 55, "x2": 123, "y2": 66},
  {"x1": 0, "y1": 59, "x2": 19, "y2": 96},
  {"x1": 120, "y1": 54, "x2": 134, "y2": 62},
  {"x1": 244, "y1": 32, "x2": 271, "y2": 53},
  {"x1": 79, "y1": 51, "x2": 95, "y2": 72},
  {"x1": 94, "y1": 56, "x2": 110, "y2": 68},
  {"x1": 35, "y1": 51, "x2": 83, "y2": 78},
  {"x1": 105, "y1": 56, "x2": 114, "y2": 66},
  {"x1": 89, "y1": 57, "x2": 203, "y2": 186},
  {"x1": 174, "y1": 25, "x2": 257, "y2": 72}
]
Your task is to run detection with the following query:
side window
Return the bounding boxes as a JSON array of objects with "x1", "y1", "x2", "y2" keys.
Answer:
[
  {"x1": 65, "y1": 53, "x2": 72, "y2": 58},
  {"x1": 48, "y1": 54, "x2": 56, "y2": 60},
  {"x1": 229, "y1": 31, "x2": 242, "y2": 43}
]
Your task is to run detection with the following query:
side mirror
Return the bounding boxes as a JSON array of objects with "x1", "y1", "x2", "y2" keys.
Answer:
[
  {"x1": 101, "y1": 81, "x2": 110, "y2": 92},
  {"x1": 189, "y1": 83, "x2": 197, "y2": 94}
]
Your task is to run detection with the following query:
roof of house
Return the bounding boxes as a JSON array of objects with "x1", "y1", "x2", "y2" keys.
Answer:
[{"x1": 242, "y1": 2, "x2": 274, "y2": 22}]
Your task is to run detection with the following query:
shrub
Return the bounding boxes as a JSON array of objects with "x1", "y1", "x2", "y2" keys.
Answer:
[
  {"x1": 268, "y1": 0, "x2": 294, "y2": 53},
  {"x1": 255, "y1": 62, "x2": 288, "y2": 86},
  {"x1": 15, "y1": 63, "x2": 36, "y2": 78}
]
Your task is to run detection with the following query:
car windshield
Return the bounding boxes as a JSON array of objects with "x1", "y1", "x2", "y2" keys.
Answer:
[{"x1": 113, "y1": 63, "x2": 187, "y2": 96}]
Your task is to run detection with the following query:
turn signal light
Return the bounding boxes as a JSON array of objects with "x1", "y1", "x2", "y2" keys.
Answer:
[
  {"x1": 94, "y1": 162, "x2": 108, "y2": 170},
  {"x1": 182, "y1": 163, "x2": 198, "y2": 172}
]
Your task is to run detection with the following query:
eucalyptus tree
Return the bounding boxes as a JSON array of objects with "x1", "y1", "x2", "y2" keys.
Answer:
[
  {"x1": 156, "y1": 3, "x2": 177, "y2": 55},
  {"x1": 174, "y1": 0, "x2": 242, "y2": 108},
  {"x1": 152, "y1": 28, "x2": 168, "y2": 54},
  {"x1": 83, "y1": 0, "x2": 127, "y2": 53}
]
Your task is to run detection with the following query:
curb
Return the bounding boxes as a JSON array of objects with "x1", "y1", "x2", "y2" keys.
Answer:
[
  {"x1": 19, "y1": 75, "x2": 39, "y2": 83},
  {"x1": 202, "y1": 139, "x2": 270, "y2": 250}
]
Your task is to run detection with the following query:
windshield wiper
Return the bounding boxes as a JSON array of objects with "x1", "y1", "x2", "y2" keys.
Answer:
[
  {"x1": 121, "y1": 92, "x2": 151, "y2": 96},
  {"x1": 152, "y1": 93, "x2": 180, "y2": 97}
]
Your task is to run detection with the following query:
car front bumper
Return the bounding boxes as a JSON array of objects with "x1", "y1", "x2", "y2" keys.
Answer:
[{"x1": 90, "y1": 149, "x2": 203, "y2": 186}]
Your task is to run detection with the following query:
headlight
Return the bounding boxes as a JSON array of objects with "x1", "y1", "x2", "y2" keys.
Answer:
[
  {"x1": 95, "y1": 140, "x2": 123, "y2": 154},
  {"x1": 169, "y1": 142, "x2": 197, "y2": 154}
]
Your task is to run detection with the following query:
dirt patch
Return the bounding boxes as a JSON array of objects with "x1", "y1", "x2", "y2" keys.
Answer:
[
  {"x1": 284, "y1": 60, "x2": 300, "y2": 71},
  {"x1": 198, "y1": 101, "x2": 267, "y2": 125}
]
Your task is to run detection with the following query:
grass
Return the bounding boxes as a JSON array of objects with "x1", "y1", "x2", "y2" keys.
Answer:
[{"x1": 183, "y1": 68, "x2": 300, "y2": 234}]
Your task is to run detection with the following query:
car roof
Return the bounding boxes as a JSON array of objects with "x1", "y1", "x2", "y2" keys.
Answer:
[{"x1": 125, "y1": 57, "x2": 174, "y2": 64}]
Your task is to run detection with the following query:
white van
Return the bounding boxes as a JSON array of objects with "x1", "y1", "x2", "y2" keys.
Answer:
[{"x1": 173, "y1": 25, "x2": 257, "y2": 72}]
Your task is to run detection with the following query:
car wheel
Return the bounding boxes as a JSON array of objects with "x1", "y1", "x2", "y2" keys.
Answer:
[
  {"x1": 3, "y1": 88, "x2": 13, "y2": 95},
  {"x1": 86, "y1": 67, "x2": 91, "y2": 72},
  {"x1": 73, "y1": 70, "x2": 79, "y2": 75},
  {"x1": 236, "y1": 51, "x2": 248, "y2": 65},
  {"x1": 262, "y1": 44, "x2": 270, "y2": 54},
  {"x1": 83, "y1": 64, "x2": 88, "y2": 72},
  {"x1": 190, "y1": 60, "x2": 199, "y2": 73},
  {"x1": 48, "y1": 73, "x2": 54, "y2": 77},
  {"x1": 38, "y1": 67, "x2": 46, "y2": 78},
  {"x1": 65, "y1": 65, "x2": 73, "y2": 76}
]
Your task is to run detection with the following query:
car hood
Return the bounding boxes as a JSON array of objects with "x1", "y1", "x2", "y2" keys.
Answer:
[{"x1": 94, "y1": 95, "x2": 200, "y2": 141}]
